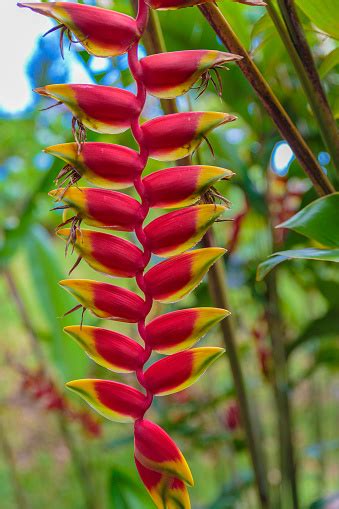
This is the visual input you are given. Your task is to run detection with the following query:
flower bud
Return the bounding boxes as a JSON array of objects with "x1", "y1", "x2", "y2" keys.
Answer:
[
  {"x1": 134, "y1": 419, "x2": 193, "y2": 485},
  {"x1": 46, "y1": 142, "x2": 143, "y2": 189},
  {"x1": 146, "y1": 307, "x2": 230, "y2": 354},
  {"x1": 57, "y1": 229, "x2": 144, "y2": 278},
  {"x1": 145, "y1": 247, "x2": 226, "y2": 302},
  {"x1": 144, "y1": 347, "x2": 224, "y2": 396},
  {"x1": 142, "y1": 112, "x2": 236, "y2": 161},
  {"x1": 135, "y1": 458, "x2": 191, "y2": 509},
  {"x1": 145, "y1": 204, "x2": 226, "y2": 257},
  {"x1": 64, "y1": 326, "x2": 144, "y2": 373},
  {"x1": 18, "y1": 2, "x2": 140, "y2": 56},
  {"x1": 66, "y1": 379, "x2": 147, "y2": 422},
  {"x1": 49, "y1": 188, "x2": 143, "y2": 230},
  {"x1": 140, "y1": 50, "x2": 241, "y2": 98},
  {"x1": 143, "y1": 165, "x2": 234, "y2": 208},
  {"x1": 59, "y1": 279, "x2": 145, "y2": 322},
  {"x1": 36, "y1": 85, "x2": 140, "y2": 134}
]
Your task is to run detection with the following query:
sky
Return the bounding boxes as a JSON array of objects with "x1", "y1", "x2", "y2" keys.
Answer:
[{"x1": 0, "y1": 0, "x2": 93, "y2": 114}]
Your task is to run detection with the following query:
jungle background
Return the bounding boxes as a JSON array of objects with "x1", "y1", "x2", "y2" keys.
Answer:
[{"x1": 0, "y1": 0, "x2": 338, "y2": 508}]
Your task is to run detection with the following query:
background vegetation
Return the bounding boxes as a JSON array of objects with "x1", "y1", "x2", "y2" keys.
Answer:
[{"x1": 0, "y1": 0, "x2": 338, "y2": 508}]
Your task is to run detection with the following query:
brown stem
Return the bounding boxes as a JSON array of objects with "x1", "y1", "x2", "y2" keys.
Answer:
[
  {"x1": 276, "y1": 0, "x2": 339, "y2": 177},
  {"x1": 198, "y1": 3, "x2": 335, "y2": 196},
  {"x1": 3, "y1": 269, "x2": 97, "y2": 509},
  {"x1": 0, "y1": 419, "x2": 30, "y2": 509},
  {"x1": 204, "y1": 231, "x2": 271, "y2": 508},
  {"x1": 137, "y1": 7, "x2": 271, "y2": 506}
]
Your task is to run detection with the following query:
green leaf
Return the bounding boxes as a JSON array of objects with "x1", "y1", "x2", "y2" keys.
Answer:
[
  {"x1": 256, "y1": 248, "x2": 339, "y2": 280},
  {"x1": 309, "y1": 493, "x2": 339, "y2": 509},
  {"x1": 315, "y1": 343, "x2": 339, "y2": 370},
  {"x1": 319, "y1": 47, "x2": 339, "y2": 78},
  {"x1": 287, "y1": 307, "x2": 339, "y2": 356},
  {"x1": 25, "y1": 225, "x2": 89, "y2": 381},
  {"x1": 0, "y1": 167, "x2": 56, "y2": 268},
  {"x1": 278, "y1": 193, "x2": 339, "y2": 248},
  {"x1": 296, "y1": 0, "x2": 339, "y2": 40},
  {"x1": 109, "y1": 467, "x2": 151, "y2": 509}
]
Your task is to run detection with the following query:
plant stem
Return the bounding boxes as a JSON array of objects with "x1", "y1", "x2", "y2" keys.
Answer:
[
  {"x1": 137, "y1": 7, "x2": 271, "y2": 506},
  {"x1": 204, "y1": 230, "x2": 271, "y2": 509},
  {"x1": 198, "y1": 3, "x2": 335, "y2": 197},
  {"x1": 0, "y1": 419, "x2": 30, "y2": 509},
  {"x1": 265, "y1": 270, "x2": 299, "y2": 509},
  {"x1": 3, "y1": 269, "x2": 97, "y2": 509},
  {"x1": 275, "y1": 0, "x2": 339, "y2": 178}
]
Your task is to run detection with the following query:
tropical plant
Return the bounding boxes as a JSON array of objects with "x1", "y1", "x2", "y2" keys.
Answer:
[{"x1": 17, "y1": 1, "x2": 245, "y2": 506}]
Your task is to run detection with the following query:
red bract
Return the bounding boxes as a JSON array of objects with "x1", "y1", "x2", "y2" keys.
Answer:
[
  {"x1": 142, "y1": 111, "x2": 236, "y2": 161},
  {"x1": 49, "y1": 188, "x2": 143, "y2": 230},
  {"x1": 18, "y1": 3, "x2": 140, "y2": 57},
  {"x1": 22, "y1": 0, "x2": 236, "y2": 505},
  {"x1": 46, "y1": 142, "x2": 143, "y2": 189},
  {"x1": 143, "y1": 165, "x2": 234, "y2": 208},
  {"x1": 140, "y1": 50, "x2": 241, "y2": 98},
  {"x1": 36, "y1": 84, "x2": 140, "y2": 134}
]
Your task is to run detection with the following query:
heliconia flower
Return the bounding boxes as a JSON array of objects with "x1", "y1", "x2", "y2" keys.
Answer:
[
  {"x1": 135, "y1": 458, "x2": 191, "y2": 509},
  {"x1": 134, "y1": 419, "x2": 194, "y2": 485},
  {"x1": 142, "y1": 112, "x2": 237, "y2": 161},
  {"x1": 45, "y1": 142, "x2": 143, "y2": 189},
  {"x1": 49, "y1": 188, "x2": 143, "y2": 230},
  {"x1": 144, "y1": 204, "x2": 226, "y2": 257},
  {"x1": 57, "y1": 228, "x2": 144, "y2": 278},
  {"x1": 66, "y1": 379, "x2": 147, "y2": 422},
  {"x1": 17, "y1": 3, "x2": 140, "y2": 57},
  {"x1": 144, "y1": 347, "x2": 224, "y2": 396},
  {"x1": 144, "y1": 0, "x2": 214, "y2": 9},
  {"x1": 64, "y1": 326, "x2": 144, "y2": 373},
  {"x1": 140, "y1": 50, "x2": 241, "y2": 99},
  {"x1": 146, "y1": 307, "x2": 230, "y2": 354},
  {"x1": 144, "y1": 247, "x2": 226, "y2": 302},
  {"x1": 36, "y1": 85, "x2": 140, "y2": 135},
  {"x1": 143, "y1": 165, "x2": 234, "y2": 209},
  {"x1": 59, "y1": 279, "x2": 145, "y2": 322}
]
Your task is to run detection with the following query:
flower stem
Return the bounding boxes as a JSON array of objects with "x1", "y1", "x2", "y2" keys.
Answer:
[
  {"x1": 268, "y1": 0, "x2": 339, "y2": 179},
  {"x1": 204, "y1": 230, "x2": 271, "y2": 509},
  {"x1": 128, "y1": 0, "x2": 156, "y2": 421},
  {"x1": 0, "y1": 418, "x2": 30, "y2": 509},
  {"x1": 198, "y1": 3, "x2": 335, "y2": 196},
  {"x1": 265, "y1": 270, "x2": 299, "y2": 509}
]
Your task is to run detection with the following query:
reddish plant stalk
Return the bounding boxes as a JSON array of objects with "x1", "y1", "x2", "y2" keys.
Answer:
[{"x1": 128, "y1": 1, "x2": 154, "y2": 419}]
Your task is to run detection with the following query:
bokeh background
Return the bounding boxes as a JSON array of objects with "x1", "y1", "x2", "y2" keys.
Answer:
[{"x1": 0, "y1": 0, "x2": 338, "y2": 508}]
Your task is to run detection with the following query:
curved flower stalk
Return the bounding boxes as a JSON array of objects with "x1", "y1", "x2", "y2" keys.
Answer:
[
  {"x1": 19, "y1": 1, "x2": 239, "y2": 507},
  {"x1": 144, "y1": 0, "x2": 266, "y2": 10}
]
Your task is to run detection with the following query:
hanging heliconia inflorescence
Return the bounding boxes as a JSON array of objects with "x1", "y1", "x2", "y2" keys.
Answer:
[{"x1": 18, "y1": 0, "x2": 248, "y2": 506}]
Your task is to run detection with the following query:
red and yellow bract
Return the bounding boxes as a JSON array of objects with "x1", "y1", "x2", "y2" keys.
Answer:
[
  {"x1": 45, "y1": 142, "x2": 143, "y2": 189},
  {"x1": 36, "y1": 84, "x2": 141, "y2": 134},
  {"x1": 18, "y1": 0, "x2": 244, "y2": 505}
]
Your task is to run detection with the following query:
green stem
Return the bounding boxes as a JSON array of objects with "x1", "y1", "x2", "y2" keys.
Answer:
[
  {"x1": 198, "y1": 3, "x2": 335, "y2": 196},
  {"x1": 268, "y1": 0, "x2": 339, "y2": 178},
  {"x1": 3, "y1": 270, "x2": 97, "y2": 509},
  {"x1": 204, "y1": 230, "x2": 271, "y2": 509},
  {"x1": 265, "y1": 271, "x2": 299, "y2": 509},
  {"x1": 0, "y1": 419, "x2": 30, "y2": 509}
]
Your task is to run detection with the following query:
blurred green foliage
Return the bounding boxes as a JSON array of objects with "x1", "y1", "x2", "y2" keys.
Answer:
[{"x1": 0, "y1": 1, "x2": 338, "y2": 509}]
